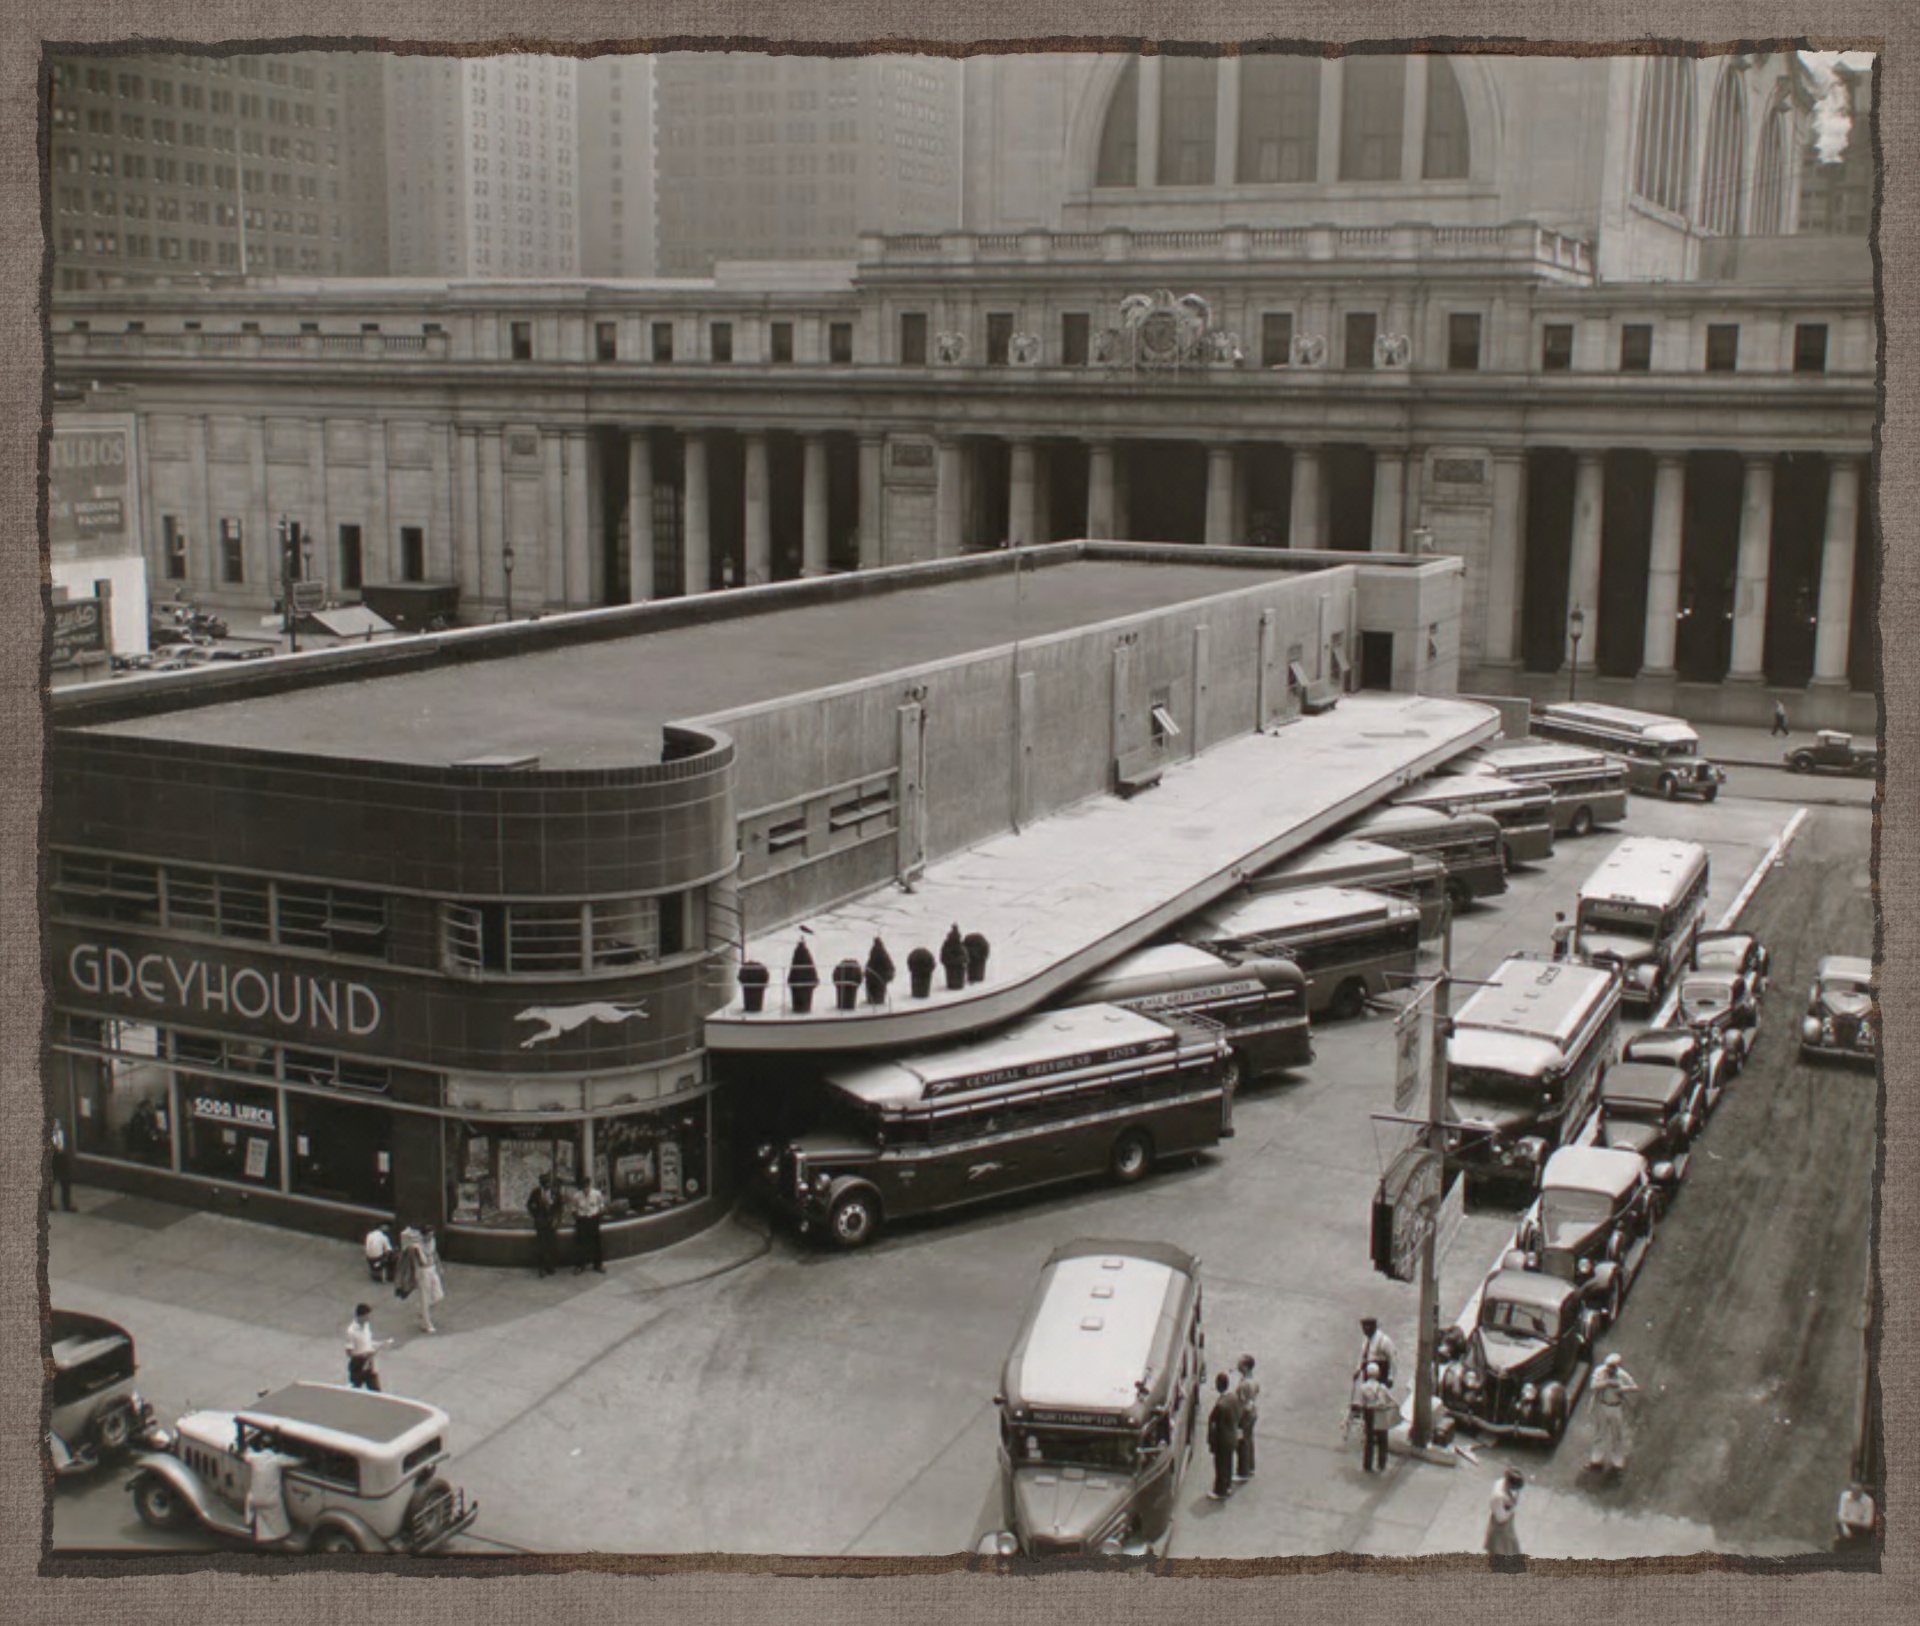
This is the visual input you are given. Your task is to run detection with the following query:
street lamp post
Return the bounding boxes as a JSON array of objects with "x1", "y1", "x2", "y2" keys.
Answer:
[
  {"x1": 1567, "y1": 606, "x2": 1586, "y2": 703},
  {"x1": 502, "y1": 543, "x2": 516, "y2": 622}
]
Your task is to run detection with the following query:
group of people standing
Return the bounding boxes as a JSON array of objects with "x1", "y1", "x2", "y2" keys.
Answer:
[
  {"x1": 526, "y1": 1173, "x2": 608, "y2": 1277},
  {"x1": 1205, "y1": 1355, "x2": 1261, "y2": 1499}
]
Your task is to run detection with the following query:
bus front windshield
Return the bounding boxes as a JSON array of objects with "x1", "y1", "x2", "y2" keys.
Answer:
[
  {"x1": 1579, "y1": 906, "x2": 1659, "y2": 941},
  {"x1": 1010, "y1": 1426, "x2": 1141, "y2": 1472}
]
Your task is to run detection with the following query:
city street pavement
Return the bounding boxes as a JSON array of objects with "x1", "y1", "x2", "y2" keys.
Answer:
[{"x1": 47, "y1": 786, "x2": 1850, "y2": 1562}]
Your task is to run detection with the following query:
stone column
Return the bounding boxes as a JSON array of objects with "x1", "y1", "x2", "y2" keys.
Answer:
[
  {"x1": 1204, "y1": 445, "x2": 1235, "y2": 546},
  {"x1": 1370, "y1": 451, "x2": 1406, "y2": 551},
  {"x1": 307, "y1": 419, "x2": 330, "y2": 588},
  {"x1": 627, "y1": 429, "x2": 654, "y2": 603},
  {"x1": 1401, "y1": 54, "x2": 1430, "y2": 182},
  {"x1": 430, "y1": 423, "x2": 454, "y2": 583},
  {"x1": 743, "y1": 431, "x2": 771, "y2": 586},
  {"x1": 1288, "y1": 445, "x2": 1323, "y2": 549},
  {"x1": 190, "y1": 414, "x2": 213, "y2": 593},
  {"x1": 246, "y1": 418, "x2": 271, "y2": 593},
  {"x1": 541, "y1": 434, "x2": 566, "y2": 606},
  {"x1": 1137, "y1": 56, "x2": 1162, "y2": 187},
  {"x1": 1811, "y1": 455, "x2": 1861, "y2": 685},
  {"x1": 935, "y1": 438, "x2": 964, "y2": 558},
  {"x1": 1640, "y1": 453, "x2": 1687, "y2": 674},
  {"x1": 1403, "y1": 448, "x2": 1424, "y2": 536},
  {"x1": 1008, "y1": 438, "x2": 1038, "y2": 547},
  {"x1": 1727, "y1": 453, "x2": 1775, "y2": 680},
  {"x1": 564, "y1": 429, "x2": 593, "y2": 606},
  {"x1": 480, "y1": 427, "x2": 505, "y2": 607},
  {"x1": 1086, "y1": 440, "x2": 1117, "y2": 538},
  {"x1": 455, "y1": 426, "x2": 481, "y2": 603},
  {"x1": 367, "y1": 420, "x2": 391, "y2": 586},
  {"x1": 682, "y1": 430, "x2": 711, "y2": 595},
  {"x1": 1566, "y1": 451, "x2": 1605, "y2": 674},
  {"x1": 1483, "y1": 451, "x2": 1526, "y2": 664},
  {"x1": 857, "y1": 434, "x2": 885, "y2": 569},
  {"x1": 1316, "y1": 60, "x2": 1344, "y2": 185},
  {"x1": 802, "y1": 434, "x2": 830, "y2": 577},
  {"x1": 1214, "y1": 55, "x2": 1242, "y2": 185}
]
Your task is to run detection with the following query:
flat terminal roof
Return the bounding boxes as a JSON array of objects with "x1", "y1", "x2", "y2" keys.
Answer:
[
  {"x1": 1453, "y1": 956, "x2": 1616, "y2": 1046},
  {"x1": 1194, "y1": 884, "x2": 1415, "y2": 943},
  {"x1": 80, "y1": 560, "x2": 1295, "y2": 771},
  {"x1": 1009, "y1": 1253, "x2": 1181, "y2": 1413},
  {"x1": 1578, "y1": 837, "x2": 1709, "y2": 907}
]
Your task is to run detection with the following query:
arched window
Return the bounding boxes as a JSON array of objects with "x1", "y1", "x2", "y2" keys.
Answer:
[
  {"x1": 1340, "y1": 56, "x2": 1406, "y2": 180},
  {"x1": 1238, "y1": 53, "x2": 1319, "y2": 181},
  {"x1": 1698, "y1": 69, "x2": 1746, "y2": 235},
  {"x1": 1752, "y1": 98, "x2": 1788, "y2": 233},
  {"x1": 1095, "y1": 57, "x2": 1139, "y2": 186},
  {"x1": 1632, "y1": 57, "x2": 1696, "y2": 214},
  {"x1": 1422, "y1": 57, "x2": 1470, "y2": 179},
  {"x1": 1158, "y1": 56, "x2": 1218, "y2": 185}
]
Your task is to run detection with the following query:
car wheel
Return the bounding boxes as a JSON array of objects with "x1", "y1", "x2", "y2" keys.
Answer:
[
  {"x1": 827, "y1": 1188, "x2": 880, "y2": 1249},
  {"x1": 1110, "y1": 1129, "x2": 1154, "y2": 1185},
  {"x1": 1220, "y1": 1053, "x2": 1245, "y2": 1095},
  {"x1": 1329, "y1": 978, "x2": 1368, "y2": 1022},
  {"x1": 93, "y1": 1403, "x2": 134, "y2": 1457},
  {"x1": 1541, "y1": 1384, "x2": 1570, "y2": 1442},
  {"x1": 1570, "y1": 806, "x2": 1595, "y2": 837},
  {"x1": 133, "y1": 1474, "x2": 193, "y2": 1532},
  {"x1": 1789, "y1": 752, "x2": 1814, "y2": 774},
  {"x1": 1701, "y1": 785, "x2": 1719, "y2": 802},
  {"x1": 309, "y1": 1526, "x2": 366, "y2": 1554}
]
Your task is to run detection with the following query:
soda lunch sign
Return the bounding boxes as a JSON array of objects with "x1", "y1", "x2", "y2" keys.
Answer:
[{"x1": 65, "y1": 940, "x2": 383, "y2": 1040}]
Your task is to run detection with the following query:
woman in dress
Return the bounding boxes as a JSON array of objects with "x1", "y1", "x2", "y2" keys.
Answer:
[
  {"x1": 397, "y1": 1224, "x2": 447, "y2": 1333},
  {"x1": 1484, "y1": 1468, "x2": 1524, "y2": 1557}
]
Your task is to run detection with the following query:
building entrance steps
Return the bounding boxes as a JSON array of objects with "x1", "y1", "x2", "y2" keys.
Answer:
[{"x1": 708, "y1": 693, "x2": 1500, "y2": 1052}]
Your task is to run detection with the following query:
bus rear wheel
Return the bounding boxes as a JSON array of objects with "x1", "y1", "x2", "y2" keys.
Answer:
[
  {"x1": 1329, "y1": 978, "x2": 1368, "y2": 1021},
  {"x1": 1445, "y1": 878, "x2": 1471, "y2": 912},
  {"x1": 1570, "y1": 806, "x2": 1595, "y2": 837},
  {"x1": 827, "y1": 1188, "x2": 881, "y2": 1249},
  {"x1": 1110, "y1": 1130, "x2": 1154, "y2": 1185}
]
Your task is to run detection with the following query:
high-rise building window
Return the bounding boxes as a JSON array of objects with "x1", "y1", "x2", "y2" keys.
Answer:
[
  {"x1": 1704, "y1": 323, "x2": 1739, "y2": 373},
  {"x1": 770, "y1": 321, "x2": 794, "y2": 363},
  {"x1": 219, "y1": 518, "x2": 244, "y2": 583},
  {"x1": 1340, "y1": 57, "x2": 1406, "y2": 181},
  {"x1": 1260, "y1": 311, "x2": 1294, "y2": 367},
  {"x1": 828, "y1": 321, "x2": 853, "y2": 364},
  {"x1": 1793, "y1": 323, "x2": 1829, "y2": 374},
  {"x1": 510, "y1": 320, "x2": 533, "y2": 360},
  {"x1": 595, "y1": 321, "x2": 618, "y2": 361},
  {"x1": 899, "y1": 311, "x2": 928, "y2": 365},
  {"x1": 1061, "y1": 312, "x2": 1091, "y2": 366},
  {"x1": 986, "y1": 312, "x2": 1014, "y2": 366},
  {"x1": 651, "y1": 321, "x2": 674, "y2": 362},
  {"x1": 162, "y1": 516, "x2": 188, "y2": 581},
  {"x1": 1619, "y1": 323, "x2": 1654, "y2": 373},
  {"x1": 1447, "y1": 313, "x2": 1483, "y2": 371},
  {"x1": 710, "y1": 321, "x2": 733, "y2": 362},
  {"x1": 1541, "y1": 323, "x2": 1575, "y2": 372},
  {"x1": 1344, "y1": 311, "x2": 1379, "y2": 370},
  {"x1": 337, "y1": 524, "x2": 364, "y2": 590},
  {"x1": 399, "y1": 527, "x2": 426, "y2": 583}
]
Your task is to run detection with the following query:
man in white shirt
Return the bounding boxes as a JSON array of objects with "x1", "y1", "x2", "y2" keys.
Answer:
[
  {"x1": 344, "y1": 1303, "x2": 392, "y2": 1391},
  {"x1": 1357, "y1": 1317, "x2": 1396, "y2": 1387},
  {"x1": 363, "y1": 1223, "x2": 395, "y2": 1284}
]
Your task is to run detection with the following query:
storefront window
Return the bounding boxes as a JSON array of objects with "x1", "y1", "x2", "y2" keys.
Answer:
[
  {"x1": 447, "y1": 1119, "x2": 580, "y2": 1228},
  {"x1": 179, "y1": 1078, "x2": 281, "y2": 1188},
  {"x1": 289, "y1": 1094, "x2": 393, "y2": 1210},
  {"x1": 65, "y1": 1016, "x2": 174, "y2": 1168},
  {"x1": 598, "y1": 1099, "x2": 710, "y2": 1215}
]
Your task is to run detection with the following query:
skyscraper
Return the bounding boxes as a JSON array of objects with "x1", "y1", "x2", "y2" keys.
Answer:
[{"x1": 577, "y1": 56, "x2": 657, "y2": 277}]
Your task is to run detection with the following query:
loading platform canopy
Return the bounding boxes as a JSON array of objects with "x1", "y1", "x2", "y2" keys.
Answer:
[{"x1": 708, "y1": 693, "x2": 1497, "y2": 1053}]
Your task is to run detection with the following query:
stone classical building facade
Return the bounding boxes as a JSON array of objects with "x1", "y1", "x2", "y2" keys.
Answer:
[{"x1": 49, "y1": 51, "x2": 1876, "y2": 725}]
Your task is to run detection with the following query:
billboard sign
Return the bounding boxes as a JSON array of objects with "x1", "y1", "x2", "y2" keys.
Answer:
[
  {"x1": 1371, "y1": 1145, "x2": 1443, "y2": 1283},
  {"x1": 51, "y1": 597, "x2": 106, "y2": 664},
  {"x1": 50, "y1": 424, "x2": 132, "y2": 551}
]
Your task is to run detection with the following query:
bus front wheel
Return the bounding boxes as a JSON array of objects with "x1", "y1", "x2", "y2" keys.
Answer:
[
  {"x1": 1659, "y1": 774, "x2": 1679, "y2": 801},
  {"x1": 1330, "y1": 979, "x2": 1368, "y2": 1021},
  {"x1": 1110, "y1": 1130, "x2": 1154, "y2": 1185},
  {"x1": 1570, "y1": 806, "x2": 1595, "y2": 837},
  {"x1": 1445, "y1": 878, "x2": 1471, "y2": 912},
  {"x1": 827, "y1": 1188, "x2": 881, "y2": 1249}
]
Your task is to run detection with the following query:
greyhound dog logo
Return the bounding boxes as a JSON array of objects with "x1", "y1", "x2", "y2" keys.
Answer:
[{"x1": 513, "y1": 1001, "x2": 650, "y2": 1049}]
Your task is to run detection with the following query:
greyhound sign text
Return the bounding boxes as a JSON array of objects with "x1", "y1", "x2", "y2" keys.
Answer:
[{"x1": 66, "y1": 942, "x2": 383, "y2": 1038}]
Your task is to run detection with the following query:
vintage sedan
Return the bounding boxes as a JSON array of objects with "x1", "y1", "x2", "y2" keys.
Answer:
[
  {"x1": 1621, "y1": 1026, "x2": 1730, "y2": 1116},
  {"x1": 1509, "y1": 1145, "x2": 1658, "y2": 1326},
  {"x1": 48, "y1": 1309, "x2": 166, "y2": 1478},
  {"x1": 1675, "y1": 970, "x2": 1759, "y2": 1071},
  {"x1": 1594, "y1": 1062, "x2": 1702, "y2": 1209},
  {"x1": 1693, "y1": 930, "x2": 1771, "y2": 993},
  {"x1": 1436, "y1": 1270, "x2": 1601, "y2": 1443},
  {"x1": 126, "y1": 1382, "x2": 478, "y2": 1554},
  {"x1": 1801, "y1": 955, "x2": 1877, "y2": 1065},
  {"x1": 1784, "y1": 730, "x2": 1878, "y2": 778}
]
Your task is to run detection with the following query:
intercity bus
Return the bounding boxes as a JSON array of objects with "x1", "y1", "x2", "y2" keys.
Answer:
[
  {"x1": 1342, "y1": 804, "x2": 1509, "y2": 908},
  {"x1": 1444, "y1": 954, "x2": 1623, "y2": 1189},
  {"x1": 979, "y1": 1239, "x2": 1205, "y2": 1559},
  {"x1": 1254, "y1": 838, "x2": 1450, "y2": 941},
  {"x1": 1531, "y1": 702, "x2": 1726, "y2": 802},
  {"x1": 1450, "y1": 742, "x2": 1630, "y2": 837},
  {"x1": 1185, "y1": 884, "x2": 1421, "y2": 1021},
  {"x1": 755, "y1": 1003, "x2": 1234, "y2": 1248},
  {"x1": 1573, "y1": 835, "x2": 1711, "y2": 1010},
  {"x1": 1063, "y1": 944, "x2": 1312, "y2": 1080},
  {"x1": 1392, "y1": 774, "x2": 1557, "y2": 867}
]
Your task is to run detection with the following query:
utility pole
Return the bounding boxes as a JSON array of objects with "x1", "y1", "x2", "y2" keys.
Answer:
[{"x1": 1410, "y1": 901, "x2": 1454, "y2": 1450}]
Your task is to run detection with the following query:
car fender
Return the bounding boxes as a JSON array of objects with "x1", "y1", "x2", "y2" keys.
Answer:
[
  {"x1": 126, "y1": 1453, "x2": 231, "y2": 1527},
  {"x1": 1589, "y1": 1258, "x2": 1621, "y2": 1300},
  {"x1": 299, "y1": 1507, "x2": 392, "y2": 1555}
]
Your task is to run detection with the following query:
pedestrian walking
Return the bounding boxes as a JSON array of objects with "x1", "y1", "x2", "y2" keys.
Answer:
[
  {"x1": 1356, "y1": 1317, "x2": 1396, "y2": 1387},
  {"x1": 1586, "y1": 1352, "x2": 1639, "y2": 1474},
  {"x1": 395, "y1": 1224, "x2": 446, "y2": 1333},
  {"x1": 1549, "y1": 911, "x2": 1575, "y2": 961},
  {"x1": 1233, "y1": 1354, "x2": 1260, "y2": 1482},
  {"x1": 526, "y1": 1174, "x2": 562, "y2": 1278},
  {"x1": 1484, "y1": 1468, "x2": 1525, "y2": 1557},
  {"x1": 1835, "y1": 1481, "x2": 1879, "y2": 1551},
  {"x1": 1352, "y1": 1363, "x2": 1397, "y2": 1473},
  {"x1": 49, "y1": 1120, "x2": 75, "y2": 1213},
  {"x1": 1771, "y1": 699, "x2": 1790, "y2": 737},
  {"x1": 1205, "y1": 1372, "x2": 1243, "y2": 1500},
  {"x1": 572, "y1": 1177, "x2": 608, "y2": 1274},
  {"x1": 344, "y1": 1303, "x2": 393, "y2": 1390},
  {"x1": 363, "y1": 1221, "x2": 396, "y2": 1285}
]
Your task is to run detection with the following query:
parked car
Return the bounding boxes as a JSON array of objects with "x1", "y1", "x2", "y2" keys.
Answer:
[
  {"x1": 1435, "y1": 1270, "x2": 1602, "y2": 1443},
  {"x1": 1801, "y1": 955, "x2": 1877, "y2": 1065},
  {"x1": 1508, "y1": 1145, "x2": 1658, "y2": 1327},
  {"x1": 1692, "y1": 930, "x2": 1771, "y2": 993},
  {"x1": 48, "y1": 1309, "x2": 164, "y2": 1478},
  {"x1": 1621, "y1": 1025, "x2": 1731, "y2": 1116},
  {"x1": 1675, "y1": 970, "x2": 1760, "y2": 1071},
  {"x1": 127, "y1": 1381, "x2": 478, "y2": 1554},
  {"x1": 1594, "y1": 1062, "x2": 1702, "y2": 1209},
  {"x1": 1784, "y1": 730, "x2": 1878, "y2": 778}
]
